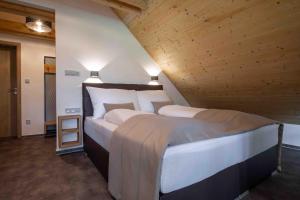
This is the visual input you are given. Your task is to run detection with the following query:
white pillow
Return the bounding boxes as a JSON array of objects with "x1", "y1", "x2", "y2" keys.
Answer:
[
  {"x1": 104, "y1": 109, "x2": 153, "y2": 125},
  {"x1": 137, "y1": 90, "x2": 171, "y2": 113},
  {"x1": 86, "y1": 87, "x2": 140, "y2": 118}
]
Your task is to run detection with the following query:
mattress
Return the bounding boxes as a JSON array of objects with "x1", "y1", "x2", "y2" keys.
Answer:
[
  {"x1": 85, "y1": 117, "x2": 117, "y2": 151},
  {"x1": 84, "y1": 117, "x2": 279, "y2": 194}
]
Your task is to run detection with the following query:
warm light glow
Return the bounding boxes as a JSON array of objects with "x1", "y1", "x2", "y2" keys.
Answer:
[
  {"x1": 26, "y1": 17, "x2": 52, "y2": 33},
  {"x1": 36, "y1": 20, "x2": 43, "y2": 26},
  {"x1": 85, "y1": 77, "x2": 103, "y2": 83},
  {"x1": 148, "y1": 80, "x2": 159, "y2": 85},
  {"x1": 85, "y1": 66, "x2": 104, "y2": 71},
  {"x1": 36, "y1": 26, "x2": 43, "y2": 33},
  {"x1": 146, "y1": 67, "x2": 161, "y2": 76},
  {"x1": 79, "y1": 58, "x2": 110, "y2": 72}
]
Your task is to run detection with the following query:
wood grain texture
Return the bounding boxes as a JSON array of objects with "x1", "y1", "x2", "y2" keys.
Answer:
[
  {"x1": 0, "y1": 1, "x2": 55, "y2": 41},
  {"x1": 117, "y1": 0, "x2": 300, "y2": 124},
  {"x1": 0, "y1": 0, "x2": 54, "y2": 22},
  {"x1": 0, "y1": 48, "x2": 11, "y2": 137},
  {"x1": 0, "y1": 41, "x2": 22, "y2": 138},
  {"x1": 0, "y1": 18, "x2": 55, "y2": 41},
  {"x1": 0, "y1": 45, "x2": 18, "y2": 138},
  {"x1": 113, "y1": 0, "x2": 146, "y2": 22},
  {"x1": 44, "y1": 63, "x2": 56, "y2": 73},
  {"x1": 91, "y1": 0, "x2": 144, "y2": 13},
  {"x1": 58, "y1": 115, "x2": 82, "y2": 149}
]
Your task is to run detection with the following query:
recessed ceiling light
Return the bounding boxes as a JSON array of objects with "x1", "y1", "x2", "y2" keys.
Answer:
[
  {"x1": 26, "y1": 17, "x2": 52, "y2": 33},
  {"x1": 36, "y1": 20, "x2": 43, "y2": 26}
]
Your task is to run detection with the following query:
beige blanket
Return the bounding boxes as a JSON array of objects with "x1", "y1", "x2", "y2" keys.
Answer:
[{"x1": 108, "y1": 110, "x2": 281, "y2": 200}]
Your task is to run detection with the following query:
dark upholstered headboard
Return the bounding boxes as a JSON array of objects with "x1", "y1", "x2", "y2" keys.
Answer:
[{"x1": 82, "y1": 83, "x2": 163, "y2": 119}]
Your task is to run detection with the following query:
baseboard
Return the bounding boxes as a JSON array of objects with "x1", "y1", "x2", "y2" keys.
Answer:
[
  {"x1": 234, "y1": 190, "x2": 249, "y2": 200},
  {"x1": 22, "y1": 134, "x2": 44, "y2": 137},
  {"x1": 56, "y1": 147, "x2": 84, "y2": 155},
  {"x1": 282, "y1": 144, "x2": 300, "y2": 151},
  {"x1": 272, "y1": 171, "x2": 279, "y2": 176}
]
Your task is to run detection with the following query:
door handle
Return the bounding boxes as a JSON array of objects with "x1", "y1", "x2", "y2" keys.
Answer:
[{"x1": 7, "y1": 88, "x2": 18, "y2": 95}]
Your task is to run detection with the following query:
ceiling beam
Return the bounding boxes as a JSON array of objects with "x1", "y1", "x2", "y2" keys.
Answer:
[
  {"x1": 0, "y1": 1, "x2": 55, "y2": 22},
  {"x1": 0, "y1": 18, "x2": 55, "y2": 41},
  {"x1": 91, "y1": 0, "x2": 143, "y2": 14}
]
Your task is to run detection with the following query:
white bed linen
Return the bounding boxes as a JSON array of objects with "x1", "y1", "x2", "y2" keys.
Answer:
[
  {"x1": 159, "y1": 105, "x2": 207, "y2": 118},
  {"x1": 137, "y1": 90, "x2": 171, "y2": 113},
  {"x1": 85, "y1": 117, "x2": 117, "y2": 151},
  {"x1": 104, "y1": 109, "x2": 153, "y2": 126},
  {"x1": 84, "y1": 117, "x2": 279, "y2": 194},
  {"x1": 86, "y1": 87, "x2": 140, "y2": 118}
]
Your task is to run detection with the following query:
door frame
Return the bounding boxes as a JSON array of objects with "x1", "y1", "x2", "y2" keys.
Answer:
[{"x1": 0, "y1": 40, "x2": 21, "y2": 138}]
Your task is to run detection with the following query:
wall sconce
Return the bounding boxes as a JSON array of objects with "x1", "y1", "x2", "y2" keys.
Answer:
[
  {"x1": 151, "y1": 76, "x2": 158, "y2": 81},
  {"x1": 149, "y1": 76, "x2": 159, "y2": 85},
  {"x1": 85, "y1": 71, "x2": 102, "y2": 83},
  {"x1": 90, "y1": 71, "x2": 99, "y2": 78}
]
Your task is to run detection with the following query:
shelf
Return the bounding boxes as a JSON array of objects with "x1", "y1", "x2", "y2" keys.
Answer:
[
  {"x1": 45, "y1": 120, "x2": 56, "y2": 126},
  {"x1": 58, "y1": 115, "x2": 82, "y2": 149},
  {"x1": 61, "y1": 141, "x2": 80, "y2": 148},
  {"x1": 62, "y1": 128, "x2": 79, "y2": 133},
  {"x1": 59, "y1": 115, "x2": 81, "y2": 120}
]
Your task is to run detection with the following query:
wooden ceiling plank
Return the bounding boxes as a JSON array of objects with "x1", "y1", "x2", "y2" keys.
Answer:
[
  {"x1": 0, "y1": 18, "x2": 55, "y2": 41},
  {"x1": 91, "y1": 0, "x2": 143, "y2": 14},
  {"x1": 0, "y1": 1, "x2": 54, "y2": 22},
  {"x1": 117, "y1": 0, "x2": 300, "y2": 124}
]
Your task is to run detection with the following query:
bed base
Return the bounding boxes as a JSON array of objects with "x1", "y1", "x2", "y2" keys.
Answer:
[{"x1": 84, "y1": 133, "x2": 278, "y2": 200}]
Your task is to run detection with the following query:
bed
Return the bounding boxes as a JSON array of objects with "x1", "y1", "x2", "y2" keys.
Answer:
[{"x1": 82, "y1": 83, "x2": 280, "y2": 200}]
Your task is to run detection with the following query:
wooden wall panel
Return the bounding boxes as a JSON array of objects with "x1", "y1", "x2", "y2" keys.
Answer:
[{"x1": 118, "y1": 0, "x2": 300, "y2": 124}]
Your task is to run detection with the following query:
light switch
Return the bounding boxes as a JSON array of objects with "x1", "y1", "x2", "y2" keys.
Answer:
[
  {"x1": 25, "y1": 79, "x2": 30, "y2": 84},
  {"x1": 65, "y1": 70, "x2": 80, "y2": 76}
]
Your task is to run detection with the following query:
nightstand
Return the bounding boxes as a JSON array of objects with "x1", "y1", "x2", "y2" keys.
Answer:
[{"x1": 58, "y1": 115, "x2": 82, "y2": 148}]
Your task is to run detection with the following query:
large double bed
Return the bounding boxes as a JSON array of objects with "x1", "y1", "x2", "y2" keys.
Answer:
[{"x1": 82, "y1": 83, "x2": 282, "y2": 200}]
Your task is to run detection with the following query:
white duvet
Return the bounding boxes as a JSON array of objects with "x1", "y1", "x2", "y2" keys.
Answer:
[
  {"x1": 104, "y1": 109, "x2": 153, "y2": 125},
  {"x1": 158, "y1": 105, "x2": 207, "y2": 118}
]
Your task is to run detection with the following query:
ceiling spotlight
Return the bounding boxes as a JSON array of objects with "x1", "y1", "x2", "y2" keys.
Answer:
[{"x1": 26, "y1": 17, "x2": 52, "y2": 33}]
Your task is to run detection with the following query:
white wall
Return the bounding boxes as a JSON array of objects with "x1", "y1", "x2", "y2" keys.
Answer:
[
  {"x1": 283, "y1": 124, "x2": 300, "y2": 147},
  {"x1": 15, "y1": 0, "x2": 300, "y2": 150},
  {"x1": 19, "y1": 0, "x2": 188, "y2": 150},
  {"x1": 54, "y1": 2, "x2": 189, "y2": 118},
  {"x1": 0, "y1": 33, "x2": 55, "y2": 136}
]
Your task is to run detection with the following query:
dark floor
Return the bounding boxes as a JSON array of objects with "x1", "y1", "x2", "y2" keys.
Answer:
[
  {"x1": 0, "y1": 136, "x2": 111, "y2": 200},
  {"x1": 0, "y1": 137, "x2": 299, "y2": 200}
]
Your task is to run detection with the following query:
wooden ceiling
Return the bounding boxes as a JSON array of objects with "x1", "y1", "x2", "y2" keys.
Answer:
[
  {"x1": 2, "y1": 0, "x2": 299, "y2": 123},
  {"x1": 0, "y1": 0, "x2": 146, "y2": 41},
  {"x1": 117, "y1": 0, "x2": 300, "y2": 124},
  {"x1": 91, "y1": 0, "x2": 146, "y2": 13},
  {"x1": 0, "y1": 1, "x2": 55, "y2": 41}
]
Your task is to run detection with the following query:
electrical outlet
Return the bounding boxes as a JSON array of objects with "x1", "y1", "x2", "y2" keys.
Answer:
[
  {"x1": 65, "y1": 108, "x2": 81, "y2": 114},
  {"x1": 26, "y1": 120, "x2": 31, "y2": 125}
]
